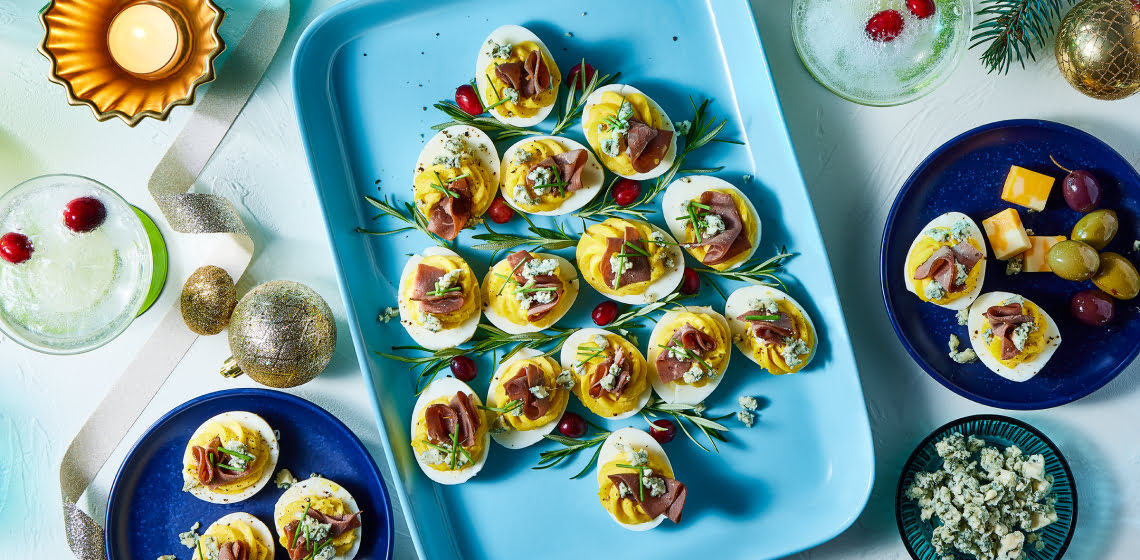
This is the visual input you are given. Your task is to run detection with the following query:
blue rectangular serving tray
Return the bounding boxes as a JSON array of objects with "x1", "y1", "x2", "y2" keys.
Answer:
[{"x1": 292, "y1": 1, "x2": 874, "y2": 558}]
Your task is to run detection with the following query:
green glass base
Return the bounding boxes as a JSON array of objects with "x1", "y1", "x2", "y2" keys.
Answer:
[{"x1": 133, "y1": 206, "x2": 168, "y2": 315}]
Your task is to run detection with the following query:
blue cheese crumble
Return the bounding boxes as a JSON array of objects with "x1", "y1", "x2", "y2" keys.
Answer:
[
  {"x1": 1011, "y1": 323, "x2": 1037, "y2": 352},
  {"x1": 738, "y1": 395, "x2": 758, "y2": 410},
  {"x1": 222, "y1": 440, "x2": 253, "y2": 470},
  {"x1": 618, "y1": 444, "x2": 649, "y2": 466},
  {"x1": 779, "y1": 337, "x2": 810, "y2": 368},
  {"x1": 529, "y1": 384, "x2": 550, "y2": 399},
  {"x1": 609, "y1": 254, "x2": 632, "y2": 288},
  {"x1": 521, "y1": 258, "x2": 559, "y2": 280},
  {"x1": 702, "y1": 214, "x2": 726, "y2": 238},
  {"x1": 503, "y1": 87, "x2": 520, "y2": 103},
  {"x1": 178, "y1": 522, "x2": 202, "y2": 548},
  {"x1": 925, "y1": 280, "x2": 947, "y2": 300},
  {"x1": 927, "y1": 228, "x2": 952, "y2": 243},
  {"x1": 298, "y1": 513, "x2": 332, "y2": 545},
  {"x1": 951, "y1": 220, "x2": 973, "y2": 242},
  {"x1": 674, "y1": 120, "x2": 691, "y2": 134},
  {"x1": 736, "y1": 409, "x2": 755, "y2": 427},
  {"x1": 906, "y1": 433, "x2": 1058, "y2": 560},
  {"x1": 600, "y1": 137, "x2": 621, "y2": 157},
  {"x1": 431, "y1": 136, "x2": 468, "y2": 169},
  {"x1": 421, "y1": 313, "x2": 443, "y2": 332},
  {"x1": 681, "y1": 363, "x2": 706, "y2": 384},
  {"x1": 274, "y1": 468, "x2": 297, "y2": 489},
  {"x1": 1006, "y1": 255, "x2": 1023, "y2": 275},
  {"x1": 378, "y1": 306, "x2": 399, "y2": 323},
  {"x1": 556, "y1": 369, "x2": 574, "y2": 390},
  {"x1": 954, "y1": 263, "x2": 968, "y2": 286},
  {"x1": 513, "y1": 183, "x2": 540, "y2": 206},
  {"x1": 643, "y1": 473, "x2": 667, "y2": 497},
  {"x1": 948, "y1": 334, "x2": 978, "y2": 364},
  {"x1": 487, "y1": 40, "x2": 512, "y2": 59},
  {"x1": 749, "y1": 297, "x2": 779, "y2": 316},
  {"x1": 956, "y1": 308, "x2": 969, "y2": 326},
  {"x1": 435, "y1": 269, "x2": 462, "y2": 292}
]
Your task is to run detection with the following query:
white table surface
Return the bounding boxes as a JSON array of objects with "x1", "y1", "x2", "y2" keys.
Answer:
[{"x1": 2, "y1": 1, "x2": 1138, "y2": 558}]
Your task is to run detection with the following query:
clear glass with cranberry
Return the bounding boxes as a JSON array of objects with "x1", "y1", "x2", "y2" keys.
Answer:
[
  {"x1": 791, "y1": 0, "x2": 970, "y2": 106},
  {"x1": 0, "y1": 175, "x2": 153, "y2": 354}
]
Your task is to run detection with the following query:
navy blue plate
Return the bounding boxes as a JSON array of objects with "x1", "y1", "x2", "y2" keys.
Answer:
[
  {"x1": 105, "y1": 389, "x2": 394, "y2": 559},
  {"x1": 881, "y1": 119, "x2": 1140, "y2": 409}
]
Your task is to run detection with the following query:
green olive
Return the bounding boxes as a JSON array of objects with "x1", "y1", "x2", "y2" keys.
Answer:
[
  {"x1": 1047, "y1": 240, "x2": 1100, "y2": 281},
  {"x1": 1092, "y1": 252, "x2": 1140, "y2": 300},
  {"x1": 1071, "y1": 209, "x2": 1119, "y2": 251}
]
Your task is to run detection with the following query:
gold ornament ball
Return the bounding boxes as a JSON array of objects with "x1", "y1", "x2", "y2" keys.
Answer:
[
  {"x1": 180, "y1": 265, "x2": 237, "y2": 335},
  {"x1": 224, "y1": 280, "x2": 337, "y2": 388},
  {"x1": 1055, "y1": 0, "x2": 1140, "y2": 100}
]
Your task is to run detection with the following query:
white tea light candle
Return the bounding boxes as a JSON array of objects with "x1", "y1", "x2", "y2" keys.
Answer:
[{"x1": 106, "y1": 3, "x2": 182, "y2": 75}]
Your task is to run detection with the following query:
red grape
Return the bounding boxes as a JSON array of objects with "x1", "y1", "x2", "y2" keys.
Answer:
[
  {"x1": 906, "y1": 0, "x2": 936, "y2": 19},
  {"x1": 612, "y1": 179, "x2": 640, "y2": 206},
  {"x1": 558, "y1": 411, "x2": 587, "y2": 438},
  {"x1": 1071, "y1": 289, "x2": 1114, "y2": 326},
  {"x1": 680, "y1": 267, "x2": 700, "y2": 295},
  {"x1": 63, "y1": 197, "x2": 107, "y2": 233},
  {"x1": 454, "y1": 84, "x2": 483, "y2": 116},
  {"x1": 487, "y1": 197, "x2": 514, "y2": 224},
  {"x1": 450, "y1": 356, "x2": 477, "y2": 382},
  {"x1": 866, "y1": 10, "x2": 904, "y2": 42},
  {"x1": 566, "y1": 62, "x2": 597, "y2": 90},
  {"x1": 591, "y1": 301, "x2": 618, "y2": 326},
  {"x1": 648, "y1": 419, "x2": 676, "y2": 444},
  {"x1": 1063, "y1": 170, "x2": 1101, "y2": 213},
  {"x1": 0, "y1": 232, "x2": 33, "y2": 264}
]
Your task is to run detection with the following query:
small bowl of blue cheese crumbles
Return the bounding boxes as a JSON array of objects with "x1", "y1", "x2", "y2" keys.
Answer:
[{"x1": 896, "y1": 415, "x2": 1076, "y2": 560}]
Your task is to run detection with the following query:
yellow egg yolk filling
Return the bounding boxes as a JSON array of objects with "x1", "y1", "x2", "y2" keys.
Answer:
[
  {"x1": 744, "y1": 301, "x2": 815, "y2": 375},
  {"x1": 577, "y1": 218, "x2": 669, "y2": 296},
  {"x1": 906, "y1": 231, "x2": 984, "y2": 303},
  {"x1": 489, "y1": 356, "x2": 568, "y2": 431},
  {"x1": 414, "y1": 158, "x2": 496, "y2": 223},
  {"x1": 982, "y1": 301, "x2": 1048, "y2": 366},
  {"x1": 276, "y1": 495, "x2": 358, "y2": 554},
  {"x1": 401, "y1": 254, "x2": 479, "y2": 328},
  {"x1": 481, "y1": 254, "x2": 573, "y2": 328},
  {"x1": 484, "y1": 41, "x2": 561, "y2": 118},
  {"x1": 649, "y1": 312, "x2": 730, "y2": 387},
  {"x1": 597, "y1": 455, "x2": 673, "y2": 525},
  {"x1": 203, "y1": 520, "x2": 270, "y2": 560},
  {"x1": 411, "y1": 394, "x2": 488, "y2": 472},
  {"x1": 585, "y1": 91, "x2": 666, "y2": 176},
  {"x1": 504, "y1": 139, "x2": 573, "y2": 212},
  {"x1": 571, "y1": 334, "x2": 648, "y2": 417},
  {"x1": 681, "y1": 188, "x2": 758, "y2": 271},
  {"x1": 184, "y1": 421, "x2": 270, "y2": 494}
]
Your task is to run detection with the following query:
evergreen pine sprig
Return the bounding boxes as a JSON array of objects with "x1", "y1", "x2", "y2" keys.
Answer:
[
  {"x1": 535, "y1": 424, "x2": 612, "y2": 479},
  {"x1": 642, "y1": 396, "x2": 731, "y2": 453},
  {"x1": 970, "y1": 0, "x2": 1077, "y2": 74},
  {"x1": 357, "y1": 195, "x2": 450, "y2": 247},
  {"x1": 576, "y1": 97, "x2": 739, "y2": 222},
  {"x1": 471, "y1": 212, "x2": 578, "y2": 259}
]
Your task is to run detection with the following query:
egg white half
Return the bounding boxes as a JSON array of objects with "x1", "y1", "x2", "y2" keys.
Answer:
[
  {"x1": 582, "y1": 84, "x2": 677, "y2": 180},
  {"x1": 967, "y1": 291, "x2": 1062, "y2": 383},
  {"x1": 725, "y1": 285, "x2": 818, "y2": 372},
  {"x1": 482, "y1": 253, "x2": 579, "y2": 334},
  {"x1": 397, "y1": 246, "x2": 481, "y2": 351},
  {"x1": 661, "y1": 175, "x2": 761, "y2": 270},
  {"x1": 500, "y1": 136, "x2": 605, "y2": 216},
  {"x1": 273, "y1": 477, "x2": 361, "y2": 560},
  {"x1": 414, "y1": 125, "x2": 500, "y2": 202},
  {"x1": 486, "y1": 347, "x2": 568, "y2": 449},
  {"x1": 475, "y1": 25, "x2": 559, "y2": 127},
  {"x1": 596, "y1": 428, "x2": 673, "y2": 531},
  {"x1": 579, "y1": 221, "x2": 685, "y2": 305},
  {"x1": 903, "y1": 212, "x2": 988, "y2": 311},
  {"x1": 410, "y1": 377, "x2": 489, "y2": 485},
  {"x1": 559, "y1": 328, "x2": 652, "y2": 420},
  {"x1": 205, "y1": 512, "x2": 276, "y2": 558},
  {"x1": 183, "y1": 411, "x2": 279, "y2": 504},
  {"x1": 646, "y1": 306, "x2": 732, "y2": 404}
]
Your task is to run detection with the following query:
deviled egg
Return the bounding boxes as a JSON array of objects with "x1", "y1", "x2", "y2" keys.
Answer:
[
  {"x1": 576, "y1": 218, "x2": 684, "y2": 304},
  {"x1": 904, "y1": 212, "x2": 988, "y2": 310},
  {"x1": 182, "y1": 411, "x2": 279, "y2": 504},
  {"x1": 967, "y1": 292, "x2": 1062, "y2": 382},
  {"x1": 413, "y1": 125, "x2": 500, "y2": 240},
  {"x1": 482, "y1": 250, "x2": 578, "y2": 333},
  {"x1": 583, "y1": 84, "x2": 677, "y2": 180},
  {"x1": 398, "y1": 247, "x2": 481, "y2": 350},
  {"x1": 726, "y1": 285, "x2": 817, "y2": 375},
  {"x1": 198, "y1": 512, "x2": 275, "y2": 560},
  {"x1": 596, "y1": 428, "x2": 688, "y2": 531},
  {"x1": 646, "y1": 306, "x2": 732, "y2": 404},
  {"x1": 662, "y1": 175, "x2": 761, "y2": 270},
  {"x1": 500, "y1": 136, "x2": 604, "y2": 215},
  {"x1": 485, "y1": 348, "x2": 570, "y2": 448},
  {"x1": 559, "y1": 328, "x2": 652, "y2": 420},
  {"x1": 274, "y1": 477, "x2": 362, "y2": 560},
  {"x1": 475, "y1": 25, "x2": 561, "y2": 127},
  {"x1": 410, "y1": 377, "x2": 489, "y2": 485}
]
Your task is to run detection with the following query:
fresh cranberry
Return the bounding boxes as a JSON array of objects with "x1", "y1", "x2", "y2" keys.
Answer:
[
  {"x1": 566, "y1": 62, "x2": 598, "y2": 90},
  {"x1": 866, "y1": 10, "x2": 905, "y2": 42},
  {"x1": 450, "y1": 356, "x2": 477, "y2": 382},
  {"x1": 454, "y1": 84, "x2": 483, "y2": 116},
  {"x1": 649, "y1": 419, "x2": 677, "y2": 444},
  {"x1": 0, "y1": 232, "x2": 33, "y2": 264},
  {"x1": 63, "y1": 197, "x2": 107, "y2": 233},
  {"x1": 680, "y1": 267, "x2": 700, "y2": 295},
  {"x1": 612, "y1": 179, "x2": 640, "y2": 206},
  {"x1": 487, "y1": 197, "x2": 514, "y2": 224},
  {"x1": 591, "y1": 301, "x2": 619, "y2": 326},
  {"x1": 906, "y1": 0, "x2": 936, "y2": 19},
  {"x1": 558, "y1": 411, "x2": 587, "y2": 438}
]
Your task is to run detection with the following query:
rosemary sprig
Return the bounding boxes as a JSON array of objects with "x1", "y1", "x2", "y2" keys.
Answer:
[
  {"x1": 695, "y1": 248, "x2": 795, "y2": 289},
  {"x1": 642, "y1": 395, "x2": 730, "y2": 453},
  {"x1": 970, "y1": 0, "x2": 1075, "y2": 74},
  {"x1": 604, "y1": 291, "x2": 692, "y2": 334},
  {"x1": 535, "y1": 425, "x2": 612, "y2": 479},
  {"x1": 576, "y1": 97, "x2": 739, "y2": 222},
  {"x1": 357, "y1": 195, "x2": 450, "y2": 247},
  {"x1": 472, "y1": 213, "x2": 578, "y2": 260},
  {"x1": 550, "y1": 59, "x2": 620, "y2": 136},
  {"x1": 431, "y1": 100, "x2": 537, "y2": 141}
]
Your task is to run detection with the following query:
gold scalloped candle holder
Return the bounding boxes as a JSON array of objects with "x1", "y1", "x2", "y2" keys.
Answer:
[{"x1": 39, "y1": 0, "x2": 225, "y2": 127}]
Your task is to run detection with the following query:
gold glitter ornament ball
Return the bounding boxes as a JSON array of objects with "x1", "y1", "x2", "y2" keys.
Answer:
[
  {"x1": 180, "y1": 266, "x2": 238, "y2": 335},
  {"x1": 1055, "y1": 0, "x2": 1140, "y2": 100},
  {"x1": 224, "y1": 280, "x2": 337, "y2": 388}
]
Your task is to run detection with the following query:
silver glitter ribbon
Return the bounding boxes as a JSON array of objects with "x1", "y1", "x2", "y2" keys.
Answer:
[{"x1": 58, "y1": 3, "x2": 289, "y2": 558}]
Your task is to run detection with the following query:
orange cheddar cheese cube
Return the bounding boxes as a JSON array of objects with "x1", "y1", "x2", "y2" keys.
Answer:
[
  {"x1": 983, "y1": 208, "x2": 1032, "y2": 260},
  {"x1": 1021, "y1": 235, "x2": 1066, "y2": 272},
  {"x1": 1001, "y1": 166, "x2": 1054, "y2": 211}
]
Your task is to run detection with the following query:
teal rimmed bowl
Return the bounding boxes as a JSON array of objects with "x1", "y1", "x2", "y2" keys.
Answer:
[{"x1": 895, "y1": 415, "x2": 1077, "y2": 560}]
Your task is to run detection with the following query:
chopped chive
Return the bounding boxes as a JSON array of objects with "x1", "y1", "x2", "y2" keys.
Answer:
[
  {"x1": 430, "y1": 171, "x2": 459, "y2": 198},
  {"x1": 290, "y1": 502, "x2": 312, "y2": 549},
  {"x1": 215, "y1": 447, "x2": 254, "y2": 462},
  {"x1": 478, "y1": 399, "x2": 522, "y2": 413},
  {"x1": 426, "y1": 286, "x2": 463, "y2": 297},
  {"x1": 744, "y1": 315, "x2": 780, "y2": 321},
  {"x1": 623, "y1": 241, "x2": 651, "y2": 258},
  {"x1": 213, "y1": 461, "x2": 243, "y2": 472},
  {"x1": 446, "y1": 172, "x2": 471, "y2": 184},
  {"x1": 690, "y1": 202, "x2": 711, "y2": 210},
  {"x1": 497, "y1": 259, "x2": 528, "y2": 295},
  {"x1": 658, "y1": 342, "x2": 715, "y2": 373}
]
